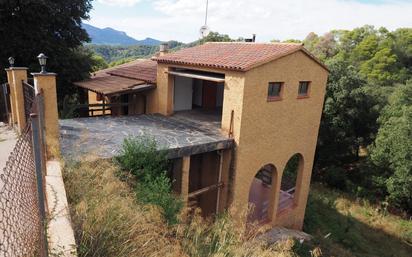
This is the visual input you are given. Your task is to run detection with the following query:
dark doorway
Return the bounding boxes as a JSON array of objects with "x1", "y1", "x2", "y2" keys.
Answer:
[{"x1": 202, "y1": 81, "x2": 217, "y2": 109}]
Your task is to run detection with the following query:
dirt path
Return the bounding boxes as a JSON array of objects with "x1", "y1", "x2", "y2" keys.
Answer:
[{"x1": 0, "y1": 122, "x2": 17, "y2": 172}]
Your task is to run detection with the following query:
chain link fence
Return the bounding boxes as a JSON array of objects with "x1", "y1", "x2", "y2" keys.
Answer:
[{"x1": 0, "y1": 84, "x2": 47, "y2": 256}]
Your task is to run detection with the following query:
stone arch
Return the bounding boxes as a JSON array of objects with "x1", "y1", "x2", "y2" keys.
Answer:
[
  {"x1": 247, "y1": 163, "x2": 278, "y2": 224},
  {"x1": 277, "y1": 153, "x2": 304, "y2": 214}
]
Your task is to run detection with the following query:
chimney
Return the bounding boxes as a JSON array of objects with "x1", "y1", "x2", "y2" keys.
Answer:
[
  {"x1": 245, "y1": 34, "x2": 256, "y2": 42},
  {"x1": 159, "y1": 43, "x2": 168, "y2": 56}
]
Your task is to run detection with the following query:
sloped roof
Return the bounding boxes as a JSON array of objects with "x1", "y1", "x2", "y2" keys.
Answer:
[
  {"x1": 154, "y1": 42, "x2": 328, "y2": 72},
  {"x1": 107, "y1": 59, "x2": 157, "y2": 83},
  {"x1": 74, "y1": 76, "x2": 154, "y2": 95}
]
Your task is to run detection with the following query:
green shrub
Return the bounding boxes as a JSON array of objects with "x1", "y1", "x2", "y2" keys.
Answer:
[
  {"x1": 136, "y1": 173, "x2": 183, "y2": 225},
  {"x1": 115, "y1": 136, "x2": 168, "y2": 180},
  {"x1": 323, "y1": 166, "x2": 348, "y2": 190},
  {"x1": 116, "y1": 136, "x2": 182, "y2": 225}
]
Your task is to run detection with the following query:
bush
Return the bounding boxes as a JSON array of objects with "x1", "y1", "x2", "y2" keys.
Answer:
[
  {"x1": 322, "y1": 166, "x2": 348, "y2": 190},
  {"x1": 115, "y1": 136, "x2": 168, "y2": 180},
  {"x1": 136, "y1": 173, "x2": 183, "y2": 225},
  {"x1": 116, "y1": 136, "x2": 182, "y2": 225}
]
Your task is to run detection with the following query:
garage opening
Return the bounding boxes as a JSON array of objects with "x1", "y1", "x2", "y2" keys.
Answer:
[
  {"x1": 188, "y1": 151, "x2": 224, "y2": 217},
  {"x1": 171, "y1": 68, "x2": 225, "y2": 120}
]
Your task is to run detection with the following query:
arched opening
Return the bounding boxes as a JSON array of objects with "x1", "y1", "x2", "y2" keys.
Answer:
[
  {"x1": 248, "y1": 164, "x2": 276, "y2": 224},
  {"x1": 277, "y1": 153, "x2": 303, "y2": 213}
]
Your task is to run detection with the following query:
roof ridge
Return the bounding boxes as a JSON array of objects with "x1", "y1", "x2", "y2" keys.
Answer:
[{"x1": 205, "y1": 42, "x2": 303, "y2": 46}]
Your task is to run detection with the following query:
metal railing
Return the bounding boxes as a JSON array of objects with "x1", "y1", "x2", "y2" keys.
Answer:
[
  {"x1": 74, "y1": 102, "x2": 129, "y2": 117},
  {"x1": 0, "y1": 91, "x2": 48, "y2": 256}
]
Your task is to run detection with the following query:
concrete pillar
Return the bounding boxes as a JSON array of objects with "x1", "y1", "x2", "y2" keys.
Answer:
[
  {"x1": 5, "y1": 69, "x2": 16, "y2": 125},
  {"x1": 32, "y1": 72, "x2": 60, "y2": 159},
  {"x1": 181, "y1": 156, "x2": 191, "y2": 204},
  {"x1": 6, "y1": 68, "x2": 28, "y2": 132}
]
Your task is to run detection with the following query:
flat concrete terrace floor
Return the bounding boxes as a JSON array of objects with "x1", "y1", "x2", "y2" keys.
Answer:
[{"x1": 59, "y1": 110, "x2": 234, "y2": 160}]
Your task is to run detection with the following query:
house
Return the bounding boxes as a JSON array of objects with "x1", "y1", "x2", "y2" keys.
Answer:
[{"x1": 64, "y1": 42, "x2": 328, "y2": 229}]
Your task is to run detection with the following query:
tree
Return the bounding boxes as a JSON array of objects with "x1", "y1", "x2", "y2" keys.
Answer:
[
  {"x1": 360, "y1": 48, "x2": 398, "y2": 86},
  {"x1": 0, "y1": 0, "x2": 94, "y2": 106},
  {"x1": 91, "y1": 54, "x2": 108, "y2": 72},
  {"x1": 202, "y1": 32, "x2": 233, "y2": 42},
  {"x1": 316, "y1": 59, "x2": 379, "y2": 167},
  {"x1": 303, "y1": 32, "x2": 338, "y2": 61},
  {"x1": 370, "y1": 83, "x2": 412, "y2": 211}
]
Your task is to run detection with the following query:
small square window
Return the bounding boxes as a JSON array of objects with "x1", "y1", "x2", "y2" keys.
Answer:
[
  {"x1": 298, "y1": 81, "x2": 310, "y2": 97},
  {"x1": 268, "y1": 82, "x2": 283, "y2": 100}
]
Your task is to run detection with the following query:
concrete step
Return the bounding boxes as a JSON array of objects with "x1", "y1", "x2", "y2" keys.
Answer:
[{"x1": 258, "y1": 227, "x2": 312, "y2": 244}]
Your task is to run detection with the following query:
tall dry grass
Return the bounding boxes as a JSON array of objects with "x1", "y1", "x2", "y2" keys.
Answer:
[
  {"x1": 64, "y1": 160, "x2": 181, "y2": 257},
  {"x1": 63, "y1": 160, "x2": 298, "y2": 257}
]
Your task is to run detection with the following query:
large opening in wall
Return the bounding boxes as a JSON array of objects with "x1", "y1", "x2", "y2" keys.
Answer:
[
  {"x1": 172, "y1": 68, "x2": 225, "y2": 122},
  {"x1": 277, "y1": 153, "x2": 303, "y2": 214},
  {"x1": 188, "y1": 151, "x2": 223, "y2": 217},
  {"x1": 248, "y1": 164, "x2": 277, "y2": 224}
]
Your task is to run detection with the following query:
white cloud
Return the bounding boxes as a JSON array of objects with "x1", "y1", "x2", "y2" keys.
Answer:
[
  {"x1": 91, "y1": 0, "x2": 412, "y2": 42},
  {"x1": 97, "y1": 0, "x2": 141, "y2": 7}
]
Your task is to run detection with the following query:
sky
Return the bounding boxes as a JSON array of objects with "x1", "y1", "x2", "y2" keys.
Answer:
[{"x1": 87, "y1": 0, "x2": 412, "y2": 43}]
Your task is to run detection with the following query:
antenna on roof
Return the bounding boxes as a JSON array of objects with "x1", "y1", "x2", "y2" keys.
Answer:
[{"x1": 199, "y1": 0, "x2": 210, "y2": 38}]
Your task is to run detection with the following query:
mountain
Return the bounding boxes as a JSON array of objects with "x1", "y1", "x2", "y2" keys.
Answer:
[{"x1": 83, "y1": 23, "x2": 162, "y2": 46}]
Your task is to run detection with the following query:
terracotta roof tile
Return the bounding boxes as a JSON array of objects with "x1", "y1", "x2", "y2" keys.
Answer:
[
  {"x1": 154, "y1": 42, "x2": 309, "y2": 71},
  {"x1": 107, "y1": 59, "x2": 157, "y2": 83}
]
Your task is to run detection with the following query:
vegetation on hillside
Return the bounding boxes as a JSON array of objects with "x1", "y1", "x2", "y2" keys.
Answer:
[
  {"x1": 86, "y1": 32, "x2": 238, "y2": 65},
  {"x1": 302, "y1": 184, "x2": 412, "y2": 257},
  {"x1": 85, "y1": 44, "x2": 159, "y2": 63},
  {"x1": 115, "y1": 136, "x2": 183, "y2": 225},
  {"x1": 294, "y1": 26, "x2": 412, "y2": 215}
]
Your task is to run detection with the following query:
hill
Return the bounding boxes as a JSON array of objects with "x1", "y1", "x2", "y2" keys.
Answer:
[
  {"x1": 82, "y1": 23, "x2": 162, "y2": 46},
  {"x1": 86, "y1": 40, "x2": 185, "y2": 63}
]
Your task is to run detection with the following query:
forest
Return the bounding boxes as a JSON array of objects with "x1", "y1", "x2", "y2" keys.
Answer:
[{"x1": 298, "y1": 26, "x2": 412, "y2": 215}]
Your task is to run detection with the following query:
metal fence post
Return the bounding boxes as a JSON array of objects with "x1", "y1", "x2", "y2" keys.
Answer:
[
  {"x1": 2, "y1": 83, "x2": 10, "y2": 122},
  {"x1": 30, "y1": 113, "x2": 48, "y2": 257}
]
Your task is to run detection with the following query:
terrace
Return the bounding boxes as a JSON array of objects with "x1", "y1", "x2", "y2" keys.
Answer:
[{"x1": 59, "y1": 109, "x2": 234, "y2": 160}]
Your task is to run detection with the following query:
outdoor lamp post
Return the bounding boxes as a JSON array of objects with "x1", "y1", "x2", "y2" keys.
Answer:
[
  {"x1": 37, "y1": 53, "x2": 48, "y2": 74},
  {"x1": 8, "y1": 57, "x2": 15, "y2": 67}
]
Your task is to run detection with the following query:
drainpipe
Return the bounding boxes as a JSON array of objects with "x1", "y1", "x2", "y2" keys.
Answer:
[{"x1": 216, "y1": 150, "x2": 224, "y2": 214}]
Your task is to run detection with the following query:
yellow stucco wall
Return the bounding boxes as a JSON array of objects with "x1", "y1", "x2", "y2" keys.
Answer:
[
  {"x1": 232, "y1": 50, "x2": 328, "y2": 229},
  {"x1": 33, "y1": 73, "x2": 61, "y2": 159},
  {"x1": 147, "y1": 63, "x2": 173, "y2": 115}
]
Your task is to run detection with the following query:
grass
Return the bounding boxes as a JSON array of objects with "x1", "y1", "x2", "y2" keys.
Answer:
[
  {"x1": 64, "y1": 160, "x2": 181, "y2": 257},
  {"x1": 64, "y1": 160, "x2": 297, "y2": 257},
  {"x1": 301, "y1": 184, "x2": 412, "y2": 257}
]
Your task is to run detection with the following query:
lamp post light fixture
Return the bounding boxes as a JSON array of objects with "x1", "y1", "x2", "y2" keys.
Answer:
[
  {"x1": 8, "y1": 57, "x2": 15, "y2": 67},
  {"x1": 37, "y1": 53, "x2": 48, "y2": 74}
]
